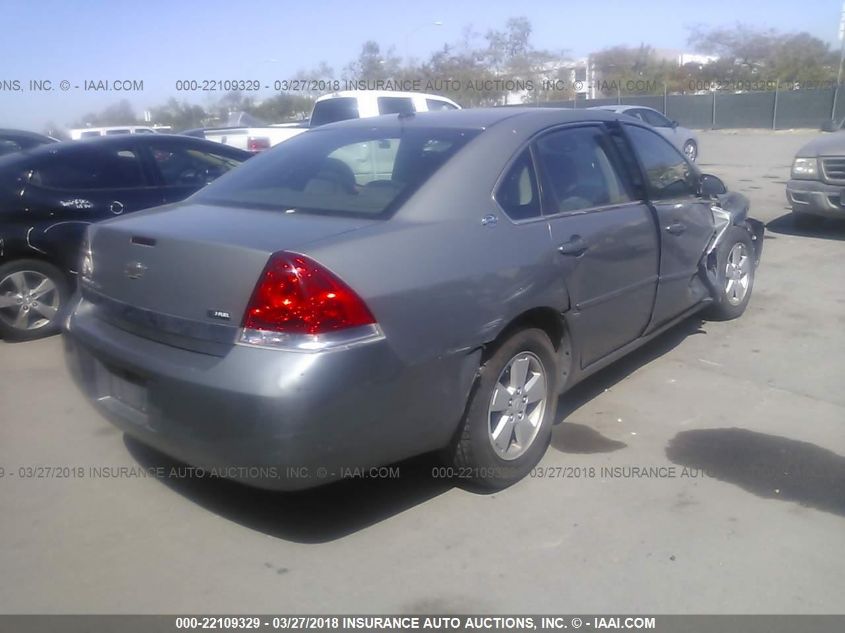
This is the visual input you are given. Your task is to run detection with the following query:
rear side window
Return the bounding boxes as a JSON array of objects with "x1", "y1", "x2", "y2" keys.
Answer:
[
  {"x1": 105, "y1": 129, "x2": 130, "y2": 135},
  {"x1": 195, "y1": 126, "x2": 479, "y2": 217},
  {"x1": 639, "y1": 109, "x2": 672, "y2": 128},
  {"x1": 0, "y1": 140, "x2": 22, "y2": 157},
  {"x1": 377, "y1": 97, "x2": 415, "y2": 115},
  {"x1": 310, "y1": 98, "x2": 360, "y2": 127},
  {"x1": 534, "y1": 126, "x2": 631, "y2": 213},
  {"x1": 29, "y1": 148, "x2": 146, "y2": 190},
  {"x1": 426, "y1": 99, "x2": 458, "y2": 111},
  {"x1": 625, "y1": 125, "x2": 697, "y2": 199},
  {"x1": 495, "y1": 149, "x2": 541, "y2": 220}
]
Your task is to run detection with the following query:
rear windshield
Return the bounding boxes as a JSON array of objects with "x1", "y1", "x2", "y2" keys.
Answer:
[
  {"x1": 310, "y1": 97, "x2": 359, "y2": 127},
  {"x1": 194, "y1": 126, "x2": 480, "y2": 217}
]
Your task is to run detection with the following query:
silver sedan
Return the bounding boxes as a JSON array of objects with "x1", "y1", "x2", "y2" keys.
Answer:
[
  {"x1": 591, "y1": 105, "x2": 700, "y2": 162},
  {"x1": 64, "y1": 107, "x2": 760, "y2": 491}
]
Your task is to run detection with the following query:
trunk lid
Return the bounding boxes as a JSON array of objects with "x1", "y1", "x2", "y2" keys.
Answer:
[{"x1": 83, "y1": 202, "x2": 377, "y2": 353}]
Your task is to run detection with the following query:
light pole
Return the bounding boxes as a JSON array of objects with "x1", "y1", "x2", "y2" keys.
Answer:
[{"x1": 834, "y1": 2, "x2": 845, "y2": 121}]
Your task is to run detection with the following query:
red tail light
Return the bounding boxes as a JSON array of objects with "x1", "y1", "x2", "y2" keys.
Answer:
[
  {"x1": 243, "y1": 252, "x2": 376, "y2": 335},
  {"x1": 247, "y1": 136, "x2": 271, "y2": 152}
]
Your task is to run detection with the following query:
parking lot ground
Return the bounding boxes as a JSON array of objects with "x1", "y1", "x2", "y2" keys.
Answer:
[{"x1": 1, "y1": 130, "x2": 844, "y2": 614}]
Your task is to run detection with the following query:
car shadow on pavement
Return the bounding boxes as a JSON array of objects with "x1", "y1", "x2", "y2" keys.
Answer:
[
  {"x1": 125, "y1": 436, "x2": 453, "y2": 544},
  {"x1": 666, "y1": 428, "x2": 845, "y2": 517},
  {"x1": 549, "y1": 317, "x2": 706, "y2": 454},
  {"x1": 766, "y1": 213, "x2": 845, "y2": 241}
]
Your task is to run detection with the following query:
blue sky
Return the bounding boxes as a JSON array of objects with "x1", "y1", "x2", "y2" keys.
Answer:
[{"x1": 1, "y1": 0, "x2": 841, "y2": 130}]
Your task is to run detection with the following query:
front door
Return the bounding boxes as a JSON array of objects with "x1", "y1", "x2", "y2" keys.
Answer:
[
  {"x1": 622, "y1": 124, "x2": 715, "y2": 329},
  {"x1": 535, "y1": 125, "x2": 660, "y2": 367}
]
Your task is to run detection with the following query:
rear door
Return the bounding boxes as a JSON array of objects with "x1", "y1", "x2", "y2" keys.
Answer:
[
  {"x1": 141, "y1": 139, "x2": 248, "y2": 204},
  {"x1": 536, "y1": 124, "x2": 660, "y2": 367},
  {"x1": 22, "y1": 143, "x2": 162, "y2": 270},
  {"x1": 621, "y1": 123, "x2": 713, "y2": 329}
]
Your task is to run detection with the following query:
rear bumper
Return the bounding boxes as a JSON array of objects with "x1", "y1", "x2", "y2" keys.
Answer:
[
  {"x1": 786, "y1": 179, "x2": 845, "y2": 218},
  {"x1": 63, "y1": 298, "x2": 478, "y2": 490}
]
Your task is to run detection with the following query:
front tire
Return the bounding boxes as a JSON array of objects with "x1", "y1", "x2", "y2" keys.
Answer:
[
  {"x1": 448, "y1": 328, "x2": 558, "y2": 489},
  {"x1": 0, "y1": 259, "x2": 70, "y2": 341},
  {"x1": 704, "y1": 227, "x2": 756, "y2": 321}
]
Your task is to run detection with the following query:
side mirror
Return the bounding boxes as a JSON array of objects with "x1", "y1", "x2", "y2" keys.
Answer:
[
  {"x1": 820, "y1": 119, "x2": 839, "y2": 133},
  {"x1": 671, "y1": 120, "x2": 679, "y2": 129},
  {"x1": 699, "y1": 173, "x2": 727, "y2": 198}
]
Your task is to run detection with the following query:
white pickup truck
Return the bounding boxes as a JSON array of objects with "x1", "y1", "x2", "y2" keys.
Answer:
[{"x1": 188, "y1": 90, "x2": 460, "y2": 152}]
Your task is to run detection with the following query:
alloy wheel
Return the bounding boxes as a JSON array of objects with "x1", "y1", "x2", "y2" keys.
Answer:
[
  {"x1": 487, "y1": 351, "x2": 548, "y2": 460},
  {"x1": 0, "y1": 270, "x2": 61, "y2": 331},
  {"x1": 724, "y1": 242, "x2": 751, "y2": 306}
]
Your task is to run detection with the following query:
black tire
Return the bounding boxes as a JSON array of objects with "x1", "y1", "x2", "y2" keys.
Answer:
[
  {"x1": 683, "y1": 140, "x2": 698, "y2": 162},
  {"x1": 447, "y1": 328, "x2": 559, "y2": 490},
  {"x1": 0, "y1": 259, "x2": 70, "y2": 341},
  {"x1": 791, "y1": 211, "x2": 822, "y2": 229},
  {"x1": 704, "y1": 227, "x2": 756, "y2": 321}
]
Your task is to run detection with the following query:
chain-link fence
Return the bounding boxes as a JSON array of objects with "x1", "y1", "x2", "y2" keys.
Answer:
[{"x1": 532, "y1": 85, "x2": 845, "y2": 130}]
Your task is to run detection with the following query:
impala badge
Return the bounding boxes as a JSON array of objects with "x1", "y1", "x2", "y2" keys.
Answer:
[{"x1": 124, "y1": 261, "x2": 148, "y2": 280}]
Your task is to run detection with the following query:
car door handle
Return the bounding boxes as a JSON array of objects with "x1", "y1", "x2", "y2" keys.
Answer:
[
  {"x1": 557, "y1": 235, "x2": 588, "y2": 256},
  {"x1": 665, "y1": 221, "x2": 686, "y2": 235}
]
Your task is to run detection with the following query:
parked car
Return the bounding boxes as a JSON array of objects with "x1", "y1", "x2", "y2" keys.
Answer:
[
  {"x1": 591, "y1": 105, "x2": 699, "y2": 162},
  {"x1": 785, "y1": 130, "x2": 845, "y2": 226},
  {"x1": 64, "y1": 108, "x2": 763, "y2": 491},
  {"x1": 0, "y1": 128, "x2": 58, "y2": 157},
  {"x1": 190, "y1": 90, "x2": 461, "y2": 151},
  {"x1": 0, "y1": 135, "x2": 250, "y2": 340},
  {"x1": 69, "y1": 126, "x2": 171, "y2": 140}
]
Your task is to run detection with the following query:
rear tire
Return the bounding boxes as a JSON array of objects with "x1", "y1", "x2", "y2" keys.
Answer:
[
  {"x1": 0, "y1": 259, "x2": 70, "y2": 341},
  {"x1": 704, "y1": 227, "x2": 755, "y2": 321},
  {"x1": 447, "y1": 328, "x2": 558, "y2": 490}
]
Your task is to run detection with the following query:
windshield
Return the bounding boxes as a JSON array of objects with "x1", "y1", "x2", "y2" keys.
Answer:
[{"x1": 194, "y1": 125, "x2": 480, "y2": 217}]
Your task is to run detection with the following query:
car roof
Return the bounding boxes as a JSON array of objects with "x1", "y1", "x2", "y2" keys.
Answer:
[
  {"x1": 315, "y1": 90, "x2": 459, "y2": 103},
  {"x1": 0, "y1": 133, "x2": 250, "y2": 167},
  {"x1": 0, "y1": 128, "x2": 57, "y2": 142},
  {"x1": 590, "y1": 104, "x2": 655, "y2": 113},
  {"x1": 316, "y1": 106, "x2": 624, "y2": 132}
]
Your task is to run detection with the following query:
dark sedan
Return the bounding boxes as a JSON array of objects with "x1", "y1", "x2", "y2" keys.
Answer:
[
  {"x1": 64, "y1": 108, "x2": 764, "y2": 490},
  {"x1": 0, "y1": 135, "x2": 250, "y2": 339},
  {"x1": 0, "y1": 128, "x2": 58, "y2": 157}
]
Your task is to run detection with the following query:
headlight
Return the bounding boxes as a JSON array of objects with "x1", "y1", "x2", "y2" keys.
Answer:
[{"x1": 791, "y1": 157, "x2": 818, "y2": 179}]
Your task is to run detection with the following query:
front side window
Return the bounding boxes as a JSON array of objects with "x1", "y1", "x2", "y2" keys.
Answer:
[
  {"x1": 29, "y1": 148, "x2": 146, "y2": 190},
  {"x1": 533, "y1": 126, "x2": 631, "y2": 213},
  {"x1": 150, "y1": 144, "x2": 244, "y2": 186},
  {"x1": 195, "y1": 126, "x2": 479, "y2": 217},
  {"x1": 625, "y1": 124, "x2": 697, "y2": 199}
]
